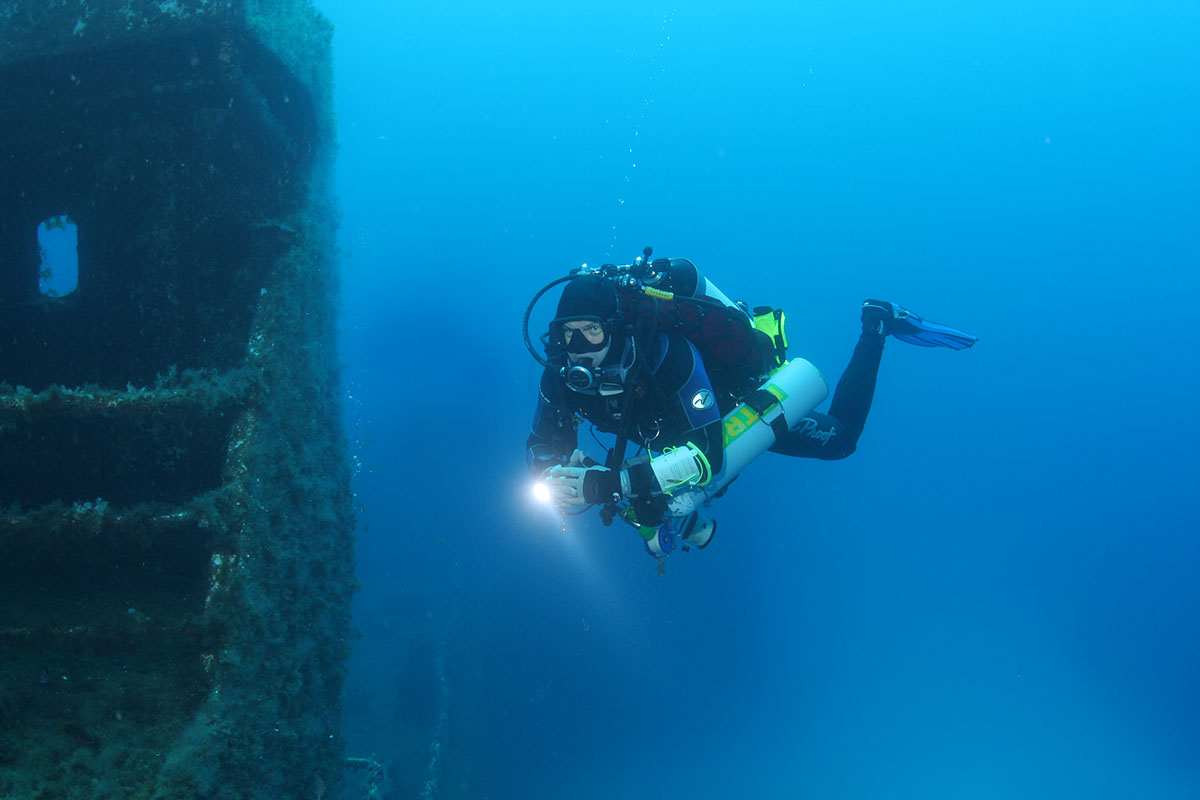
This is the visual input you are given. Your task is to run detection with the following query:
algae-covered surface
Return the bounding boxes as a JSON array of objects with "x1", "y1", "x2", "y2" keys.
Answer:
[{"x1": 0, "y1": 1, "x2": 354, "y2": 798}]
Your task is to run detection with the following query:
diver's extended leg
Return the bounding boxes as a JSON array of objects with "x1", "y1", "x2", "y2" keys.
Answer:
[
  {"x1": 771, "y1": 301, "x2": 973, "y2": 460},
  {"x1": 769, "y1": 330, "x2": 884, "y2": 460}
]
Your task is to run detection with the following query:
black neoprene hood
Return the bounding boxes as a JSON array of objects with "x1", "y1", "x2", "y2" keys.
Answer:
[{"x1": 553, "y1": 275, "x2": 618, "y2": 321}]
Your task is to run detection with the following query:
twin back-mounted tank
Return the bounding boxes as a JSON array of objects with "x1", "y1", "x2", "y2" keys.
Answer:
[{"x1": 0, "y1": 3, "x2": 356, "y2": 798}]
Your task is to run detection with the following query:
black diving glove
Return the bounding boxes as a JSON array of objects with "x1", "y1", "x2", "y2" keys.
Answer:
[{"x1": 582, "y1": 466, "x2": 621, "y2": 505}]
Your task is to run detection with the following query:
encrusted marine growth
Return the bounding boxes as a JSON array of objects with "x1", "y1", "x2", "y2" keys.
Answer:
[{"x1": 0, "y1": 2, "x2": 354, "y2": 798}]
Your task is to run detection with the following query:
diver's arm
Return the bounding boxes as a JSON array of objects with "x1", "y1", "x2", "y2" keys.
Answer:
[
  {"x1": 614, "y1": 418, "x2": 722, "y2": 500},
  {"x1": 526, "y1": 369, "x2": 578, "y2": 474}
]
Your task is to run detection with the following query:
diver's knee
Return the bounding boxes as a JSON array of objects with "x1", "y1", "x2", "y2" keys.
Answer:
[{"x1": 814, "y1": 443, "x2": 856, "y2": 461}]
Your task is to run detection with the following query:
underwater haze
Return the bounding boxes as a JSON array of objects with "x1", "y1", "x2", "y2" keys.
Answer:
[{"x1": 316, "y1": 1, "x2": 1199, "y2": 798}]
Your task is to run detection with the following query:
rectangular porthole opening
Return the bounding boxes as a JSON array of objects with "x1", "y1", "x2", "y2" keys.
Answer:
[{"x1": 38, "y1": 215, "x2": 79, "y2": 297}]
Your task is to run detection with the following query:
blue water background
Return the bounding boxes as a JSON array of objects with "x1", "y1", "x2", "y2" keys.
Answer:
[{"x1": 313, "y1": 1, "x2": 1200, "y2": 797}]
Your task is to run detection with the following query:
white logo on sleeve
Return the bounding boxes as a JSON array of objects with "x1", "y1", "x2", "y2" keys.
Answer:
[{"x1": 691, "y1": 390, "x2": 714, "y2": 410}]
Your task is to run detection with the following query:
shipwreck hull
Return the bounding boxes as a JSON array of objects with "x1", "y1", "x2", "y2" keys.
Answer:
[{"x1": 0, "y1": 2, "x2": 355, "y2": 798}]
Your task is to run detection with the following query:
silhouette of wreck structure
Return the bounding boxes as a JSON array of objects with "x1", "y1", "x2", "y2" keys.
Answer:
[{"x1": 0, "y1": 2, "x2": 355, "y2": 797}]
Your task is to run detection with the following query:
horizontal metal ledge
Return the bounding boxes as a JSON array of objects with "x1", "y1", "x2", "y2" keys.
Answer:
[
  {"x1": 0, "y1": 486, "x2": 242, "y2": 546},
  {"x1": 0, "y1": 366, "x2": 261, "y2": 424}
]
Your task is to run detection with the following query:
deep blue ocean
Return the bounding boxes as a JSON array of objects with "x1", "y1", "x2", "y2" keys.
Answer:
[{"x1": 313, "y1": 2, "x2": 1199, "y2": 798}]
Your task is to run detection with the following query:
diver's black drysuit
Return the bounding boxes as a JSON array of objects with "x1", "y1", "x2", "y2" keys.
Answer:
[{"x1": 526, "y1": 260, "x2": 888, "y2": 515}]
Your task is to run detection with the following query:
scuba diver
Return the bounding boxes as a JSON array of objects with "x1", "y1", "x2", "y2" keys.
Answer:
[{"x1": 524, "y1": 247, "x2": 976, "y2": 561}]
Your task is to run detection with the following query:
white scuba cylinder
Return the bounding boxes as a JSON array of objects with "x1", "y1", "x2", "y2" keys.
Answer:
[{"x1": 665, "y1": 358, "x2": 828, "y2": 517}]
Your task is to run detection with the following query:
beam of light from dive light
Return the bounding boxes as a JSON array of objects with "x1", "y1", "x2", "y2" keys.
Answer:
[{"x1": 531, "y1": 481, "x2": 552, "y2": 504}]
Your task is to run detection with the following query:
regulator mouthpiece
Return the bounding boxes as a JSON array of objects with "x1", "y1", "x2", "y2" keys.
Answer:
[{"x1": 564, "y1": 364, "x2": 597, "y2": 391}]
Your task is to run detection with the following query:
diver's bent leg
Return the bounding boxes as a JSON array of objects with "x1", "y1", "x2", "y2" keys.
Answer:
[
  {"x1": 769, "y1": 333, "x2": 884, "y2": 460},
  {"x1": 769, "y1": 411, "x2": 853, "y2": 460}
]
